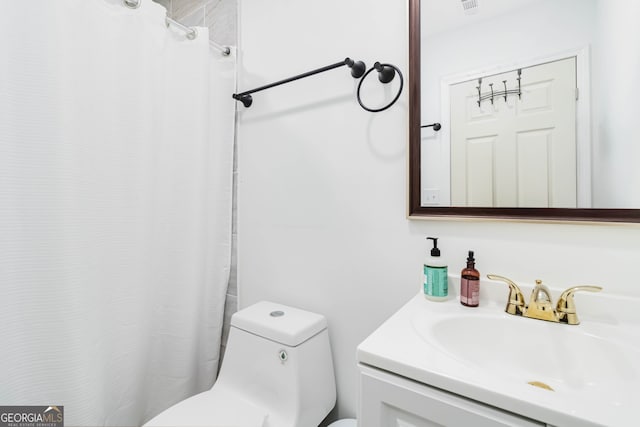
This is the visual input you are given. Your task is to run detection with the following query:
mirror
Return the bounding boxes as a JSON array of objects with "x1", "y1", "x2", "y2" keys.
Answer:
[{"x1": 408, "y1": 0, "x2": 640, "y2": 222}]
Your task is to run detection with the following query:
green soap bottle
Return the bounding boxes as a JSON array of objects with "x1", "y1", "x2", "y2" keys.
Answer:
[{"x1": 423, "y1": 237, "x2": 448, "y2": 301}]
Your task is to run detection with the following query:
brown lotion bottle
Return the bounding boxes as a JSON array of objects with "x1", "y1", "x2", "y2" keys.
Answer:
[{"x1": 460, "y1": 251, "x2": 480, "y2": 307}]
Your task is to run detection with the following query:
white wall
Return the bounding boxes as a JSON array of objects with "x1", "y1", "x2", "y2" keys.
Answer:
[
  {"x1": 237, "y1": 0, "x2": 640, "y2": 422},
  {"x1": 591, "y1": 0, "x2": 640, "y2": 207}
]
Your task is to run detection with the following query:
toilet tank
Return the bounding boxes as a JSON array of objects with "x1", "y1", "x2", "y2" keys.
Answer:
[{"x1": 215, "y1": 301, "x2": 337, "y2": 427}]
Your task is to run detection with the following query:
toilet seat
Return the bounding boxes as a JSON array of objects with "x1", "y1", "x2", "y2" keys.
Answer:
[{"x1": 143, "y1": 387, "x2": 267, "y2": 427}]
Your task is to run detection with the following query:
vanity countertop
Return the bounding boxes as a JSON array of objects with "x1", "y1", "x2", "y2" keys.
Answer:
[{"x1": 357, "y1": 282, "x2": 640, "y2": 427}]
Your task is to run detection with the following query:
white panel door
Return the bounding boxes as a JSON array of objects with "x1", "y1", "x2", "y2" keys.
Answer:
[{"x1": 450, "y1": 57, "x2": 577, "y2": 207}]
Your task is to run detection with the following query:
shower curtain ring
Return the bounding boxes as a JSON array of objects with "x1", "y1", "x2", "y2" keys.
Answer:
[
  {"x1": 186, "y1": 28, "x2": 198, "y2": 40},
  {"x1": 123, "y1": 0, "x2": 141, "y2": 9}
]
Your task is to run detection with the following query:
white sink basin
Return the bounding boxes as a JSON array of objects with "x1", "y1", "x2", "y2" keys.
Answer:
[
  {"x1": 358, "y1": 286, "x2": 640, "y2": 427},
  {"x1": 416, "y1": 313, "x2": 640, "y2": 394}
]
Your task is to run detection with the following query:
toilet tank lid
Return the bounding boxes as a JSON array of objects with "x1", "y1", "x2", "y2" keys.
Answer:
[{"x1": 231, "y1": 301, "x2": 328, "y2": 347}]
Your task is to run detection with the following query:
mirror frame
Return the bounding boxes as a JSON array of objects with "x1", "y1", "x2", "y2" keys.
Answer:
[{"x1": 408, "y1": 0, "x2": 640, "y2": 223}]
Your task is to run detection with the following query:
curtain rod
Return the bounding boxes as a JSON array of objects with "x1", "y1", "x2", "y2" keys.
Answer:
[
  {"x1": 165, "y1": 17, "x2": 231, "y2": 56},
  {"x1": 123, "y1": 0, "x2": 230, "y2": 56},
  {"x1": 209, "y1": 40, "x2": 231, "y2": 56}
]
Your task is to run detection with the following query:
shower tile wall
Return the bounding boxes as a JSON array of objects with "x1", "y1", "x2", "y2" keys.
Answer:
[
  {"x1": 152, "y1": 0, "x2": 238, "y2": 364},
  {"x1": 152, "y1": 0, "x2": 237, "y2": 46}
]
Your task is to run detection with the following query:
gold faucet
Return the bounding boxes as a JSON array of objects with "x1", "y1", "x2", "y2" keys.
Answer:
[{"x1": 486, "y1": 274, "x2": 602, "y2": 325}]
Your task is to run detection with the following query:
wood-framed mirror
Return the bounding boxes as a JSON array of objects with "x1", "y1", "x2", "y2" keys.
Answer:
[{"x1": 408, "y1": 0, "x2": 640, "y2": 223}]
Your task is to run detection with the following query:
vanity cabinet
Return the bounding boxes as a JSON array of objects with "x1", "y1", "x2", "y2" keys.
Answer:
[
  {"x1": 357, "y1": 293, "x2": 632, "y2": 426},
  {"x1": 358, "y1": 364, "x2": 544, "y2": 427}
]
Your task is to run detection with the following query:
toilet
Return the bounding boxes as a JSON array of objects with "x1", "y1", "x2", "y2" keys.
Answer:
[{"x1": 143, "y1": 301, "x2": 337, "y2": 427}]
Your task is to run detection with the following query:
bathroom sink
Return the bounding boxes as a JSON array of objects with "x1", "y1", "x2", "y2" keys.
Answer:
[
  {"x1": 358, "y1": 287, "x2": 640, "y2": 427},
  {"x1": 414, "y1": 313, "x2": 640, "y2": 393}
]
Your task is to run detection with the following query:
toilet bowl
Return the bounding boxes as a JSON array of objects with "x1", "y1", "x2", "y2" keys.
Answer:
[{"x1": 143, "y1": 301, "x2": 337, "y2": 427}]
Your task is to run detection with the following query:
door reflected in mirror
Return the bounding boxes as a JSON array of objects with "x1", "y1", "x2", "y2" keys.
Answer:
[{"x1": 418, "y1": 0, "x2": 640, "y2": 210}]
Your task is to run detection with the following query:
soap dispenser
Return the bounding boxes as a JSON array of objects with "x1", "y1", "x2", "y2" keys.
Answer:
[
  {"x1": 460, "y1": 250, "x2": 480, "y2": 307},
  {"x1": 423, "y1": 237, "x2": 448, "y2": 301}
]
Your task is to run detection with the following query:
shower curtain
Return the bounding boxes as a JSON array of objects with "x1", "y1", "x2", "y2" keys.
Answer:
[{"x1": 0, "y1": 1, "x2": 235, "y2": 426}]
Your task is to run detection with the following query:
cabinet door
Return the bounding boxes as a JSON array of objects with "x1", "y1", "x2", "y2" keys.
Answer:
[{"x1": 358, "y1": 365, "x2": 544, "y2": 427}]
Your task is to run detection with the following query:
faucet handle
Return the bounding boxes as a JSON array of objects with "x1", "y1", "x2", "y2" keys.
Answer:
[
  {"x1": 556, "y1": 285, "x2": 603, "y2": 325},
  {"x1": 487, "y1": 274, "x2": 526, "y2": 316}
]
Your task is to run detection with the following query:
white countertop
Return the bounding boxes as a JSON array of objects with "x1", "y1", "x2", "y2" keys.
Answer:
[{"x1": 357, "y1": 281, "x2": 640, "y2": 427}]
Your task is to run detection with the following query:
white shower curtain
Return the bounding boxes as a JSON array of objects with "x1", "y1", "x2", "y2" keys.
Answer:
[{"x1": 0, "y1": 1, "x2": 235, "y2": 426}]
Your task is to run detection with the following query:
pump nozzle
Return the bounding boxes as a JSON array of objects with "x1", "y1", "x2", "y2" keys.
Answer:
[
  {"x1": 426, "y1": 237, "x2": 441, "y2": 257},
  {"x1": 467, "y1": 250, "x2": 475, "y2": 262}
]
